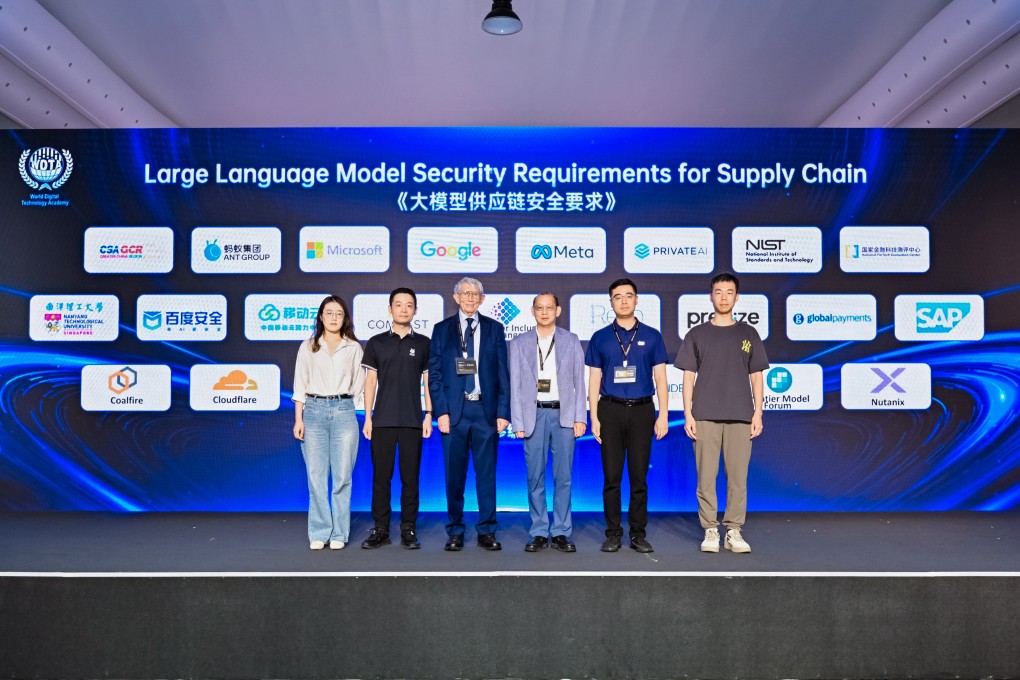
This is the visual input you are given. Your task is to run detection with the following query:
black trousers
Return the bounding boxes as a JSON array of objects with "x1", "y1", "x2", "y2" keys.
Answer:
[
  {"x1": 371, "y1": 427, "x2": 423, "y2": 533},
  {"x1": 598, "y1": 399, "x2": 655, "y2": 538}
]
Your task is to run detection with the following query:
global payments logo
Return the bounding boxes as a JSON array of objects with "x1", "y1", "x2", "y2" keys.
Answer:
[
  {"x1": 915, "y1": 302, "x2": 970, "y2": 333},
  {"x1": 767, "y1": 367, "x2": 792, "y2": 393},
  {"x1": 490, "y1": 298, "x2": 521, "y2": 325},
  {"x1": 634, "y1": 243, "x2": 651, "y2": 260}
]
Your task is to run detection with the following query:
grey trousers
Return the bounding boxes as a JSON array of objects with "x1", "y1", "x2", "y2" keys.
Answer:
[{"x1": 693, "y1": 420, "x2": 752, "y2": 530}]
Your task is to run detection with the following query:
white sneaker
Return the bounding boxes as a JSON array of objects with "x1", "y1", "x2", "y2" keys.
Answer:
[
  {"x1": 724, "y1": 528, "x2": 751, "y2": 553},
  {"x1": 329, "y1": 540, "x2": 345, "y2": 550},
  {"x1": 309, "y1": 540, "x2": 326, "y2": 551},
  {"x1": 701, "y1": 527, "x2": 720, "y2": 552}
]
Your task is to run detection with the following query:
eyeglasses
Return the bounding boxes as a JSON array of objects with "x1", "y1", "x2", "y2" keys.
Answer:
[
  {"x1": 322, "y1": 311, "x2": 344, "y2": 319},
  {"x1": 457, "y1": 291, "x2": 482, "y2": 299},
  {"x1": 533, "y1": 306, "x2": 558, "y2": 313},
  {"x1": 611, "y1": 293, "x2": 636, "y2": 302}
]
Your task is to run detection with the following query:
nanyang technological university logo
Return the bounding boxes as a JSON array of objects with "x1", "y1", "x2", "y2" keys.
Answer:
[{"x1": 19, "y1": 147, "x2": 74, "y2": 190}]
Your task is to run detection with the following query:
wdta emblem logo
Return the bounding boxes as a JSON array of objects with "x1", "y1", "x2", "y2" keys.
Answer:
[{"x1": 20, "y1": 147, "x2": 74, "y2": 189}]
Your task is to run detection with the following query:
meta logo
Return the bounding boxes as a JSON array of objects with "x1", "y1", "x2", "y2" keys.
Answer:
[
  {"x1": 515, "y1": 227, "x2": 605, "y2": 274},
  {"x1": 894, "y1": 295, "x2": 983, "y2": 342}
]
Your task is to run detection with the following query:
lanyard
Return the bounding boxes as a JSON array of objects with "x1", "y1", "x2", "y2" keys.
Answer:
[
  {"x1": 537, "y1": 334, "x2": 556, "y2": 371},
  {"x1": 457, "y1": 316, "x2": 475, "y2": 357},
  {"x1": 612, "y1": 320, "x2": 640, "y2": 367}
]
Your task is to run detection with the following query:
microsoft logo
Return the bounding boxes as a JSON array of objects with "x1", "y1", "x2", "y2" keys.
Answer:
[
  {"x1": 491, "y1": 298, "x2": 521, "y2": 325},
  {"x1": 634, "y1": 243, "x2": 651, "y2": 259},
  {"x1": 305, "y1": 241, "x2": 324, "y2": 259}
]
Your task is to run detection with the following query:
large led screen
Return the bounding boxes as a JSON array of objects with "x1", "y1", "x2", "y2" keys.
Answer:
[{"x1": 2, "y1": 127, "x2": 1018, "y2": 512}]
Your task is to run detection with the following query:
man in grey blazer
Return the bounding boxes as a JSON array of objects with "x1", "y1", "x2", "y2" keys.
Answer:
[{"x1": 509, "y1": 292, "x2": 587, "y2": 552}]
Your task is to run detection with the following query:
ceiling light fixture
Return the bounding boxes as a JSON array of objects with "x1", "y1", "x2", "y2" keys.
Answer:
[{"x1": 482, "y1": 0, "x2": 522, "y2": 36}]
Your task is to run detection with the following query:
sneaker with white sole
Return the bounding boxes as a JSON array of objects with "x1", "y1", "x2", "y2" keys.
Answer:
[
  {"x1": 309, "y1": 540, "x2": 326, "y2": 550},
  {"x1": 724, "y1": 528, "x2": 751, "y2": 553},
  {"x1": 329, "y1": 540, "x2": 345, "y2": 550},
  {"x1": 701, "y1": 527, "x2": 720, "y2": 553}
]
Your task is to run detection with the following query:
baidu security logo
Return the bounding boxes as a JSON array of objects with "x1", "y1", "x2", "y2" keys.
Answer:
[
  {"x1": 767, "y1": 367, "x2": 793, "y2": 393},
  {"x1": 490, "y1": 298, "x2": 521, "y2": 325},
  {"x1": 634, "y1": 243, "x2": 651, "y2": 259}
]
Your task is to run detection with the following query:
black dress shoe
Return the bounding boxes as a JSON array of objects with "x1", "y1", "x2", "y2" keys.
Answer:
[
  {"x1": 400, "y1": 529, "x2": 421, "y2": 550},
  {"x1": 477, "y1": 533, "x2": 502, "y2": 551},
  {"x1": 361, "y1": 528, "x2": 390, "y2": 549},
  {"x1": 601, "y1": 535, "x2": 622, "y2": 552},
  {"x1": 525, "y1": 535, "x2": 549, "y2": 552},
  {"x1": 444, "y1": 535, "x2": 464, "y2": 551},
  {"x1": 551, "y1": 535, "x2": 576, "y2": 552},
  {"x1": 630, "y1": 536, "x2": 654, "y2": 553}
]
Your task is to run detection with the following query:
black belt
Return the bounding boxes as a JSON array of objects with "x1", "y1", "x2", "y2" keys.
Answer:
[
  {"x1": 307, "y1": 394, "x2": 353, "y2": 400},
  {"x1": 537, "y1": 401, "x2": 560, "y2": 409},
  {"x1": 602, "y1": 395, "x2": 652, "y2": 406}
]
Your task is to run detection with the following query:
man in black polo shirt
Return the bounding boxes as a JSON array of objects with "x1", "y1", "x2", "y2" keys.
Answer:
[
  {"x1": 585, "y1": 278, "x2": 669, "y2": 553},
  {"x1": 361, "y1": 288, "x2": 433, "y2": 549}
]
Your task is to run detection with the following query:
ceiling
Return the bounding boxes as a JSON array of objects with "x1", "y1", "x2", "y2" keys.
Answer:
[{"x1": 2, "y1": 0, "x2": 1020, "y2": 129}]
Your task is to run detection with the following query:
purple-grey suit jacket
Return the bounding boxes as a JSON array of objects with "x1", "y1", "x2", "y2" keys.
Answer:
[{"x1": 508, "y1": 326, "x2": 587, "y2": 437}]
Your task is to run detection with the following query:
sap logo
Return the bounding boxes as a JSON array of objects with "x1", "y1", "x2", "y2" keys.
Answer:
[
  {"x1": 686, "y1": 310, "x2": 759, "y2": 328},
  {"x1": 745, "y1": 239, "x2": 785, "y2": 251},
  {"x1": 99, "y1": 245, "x2": 144, "y2": 255},
  {"x1": 916, "y1": 302, "x2": 970, "y2": 333}
]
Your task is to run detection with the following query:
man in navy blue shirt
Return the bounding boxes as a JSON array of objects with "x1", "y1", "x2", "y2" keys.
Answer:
[{"x1": 585, "y1": 278, "x2": 669, "y2": 553}]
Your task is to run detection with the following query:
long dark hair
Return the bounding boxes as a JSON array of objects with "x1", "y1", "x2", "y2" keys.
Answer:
[{"x1": 310, "y1": 295, "x2": 356, "y2": 352}]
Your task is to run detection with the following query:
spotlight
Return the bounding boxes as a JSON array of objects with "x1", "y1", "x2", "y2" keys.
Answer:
[{"x1": 482, "y1": 0, "x2": 522, "y2": 35}]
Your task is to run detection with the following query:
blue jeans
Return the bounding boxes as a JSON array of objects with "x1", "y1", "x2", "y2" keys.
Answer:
[
  {"x1": 523, "y1": 407, "x2": 575, "y2": 537},
  {"x1": 301, "y1": 396, "x2": 358, "y2": 543}
]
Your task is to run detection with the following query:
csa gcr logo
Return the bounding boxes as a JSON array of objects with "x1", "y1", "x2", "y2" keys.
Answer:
[{"x1": 19, "y1": 147, "x2": 74, "y2": 189}]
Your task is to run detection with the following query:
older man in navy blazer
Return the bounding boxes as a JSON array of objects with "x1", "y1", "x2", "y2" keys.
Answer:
[
  {"x1": 509, "y1": 292, "x2": 587, "y2": 553},
  {"x1": 429, "y1": 277, "x2": 511, "y2": 551}
]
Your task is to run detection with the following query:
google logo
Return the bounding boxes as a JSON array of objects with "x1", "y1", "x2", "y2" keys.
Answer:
[{"x1": 420, "y1": 241, "x2": 481, "y2": 261}]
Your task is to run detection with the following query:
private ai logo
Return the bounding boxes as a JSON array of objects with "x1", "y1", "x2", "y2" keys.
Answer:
[{"x1": 19, "y1": 146, "x2": 73, "y2": 207}]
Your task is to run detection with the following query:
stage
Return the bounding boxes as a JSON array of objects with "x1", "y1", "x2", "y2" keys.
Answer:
[{"x1": 2, "y1": 511, "x2": 1019, "y2": 679}]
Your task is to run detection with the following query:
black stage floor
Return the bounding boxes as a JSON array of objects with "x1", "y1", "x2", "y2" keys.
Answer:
[
  {"x1": 2, "y1": 510, "x2": 1018, "y2": 574},
  {"x1": 4, "y1": 512, "x2": 1020, "y2": 679}
]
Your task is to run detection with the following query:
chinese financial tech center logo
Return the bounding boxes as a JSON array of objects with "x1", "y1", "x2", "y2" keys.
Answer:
[
  {"x1": 108, "y1": 366, "x2": 138, "y2": 395},
  {"x1": 634, "y1": 243, "x2": 651, "y2": 260},
  {"x1": 491, "y1": 298, "x2": 521, "y2": 325},
  {"x1": 19, "y1": 147, "x2": 73, "y2": 189},
  {"x1": 767, "y1": 367, "x2": 793, "y2": 393}
]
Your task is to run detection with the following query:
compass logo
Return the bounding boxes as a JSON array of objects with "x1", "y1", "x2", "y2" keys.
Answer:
[{"x1": 19, "y1": 147, "x2": 74, "y2": 189}]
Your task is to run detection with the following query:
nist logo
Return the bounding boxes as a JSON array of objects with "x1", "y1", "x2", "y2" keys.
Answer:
[
  {"x1": 894, "y1": 295, "x2": 984, "y2": 341},
  {"x1": 516, "y1": 227, "x2": 606, "y2": 274},
  {"x1": 408, "y1": 227, "x2": 498, "y2": 273},
  {"x1": 731, "y1": 227, "x2": 822, "y2": 273}
]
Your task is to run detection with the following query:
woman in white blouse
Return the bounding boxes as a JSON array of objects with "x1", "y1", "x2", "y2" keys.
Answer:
[{"x1": 293, "y1": 295, "x2": 365, "y2": 550}]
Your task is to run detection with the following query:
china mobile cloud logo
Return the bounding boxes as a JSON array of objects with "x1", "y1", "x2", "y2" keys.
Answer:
[{"x1": 19, "y1": 147, "x2": 74, "y2": 189}]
